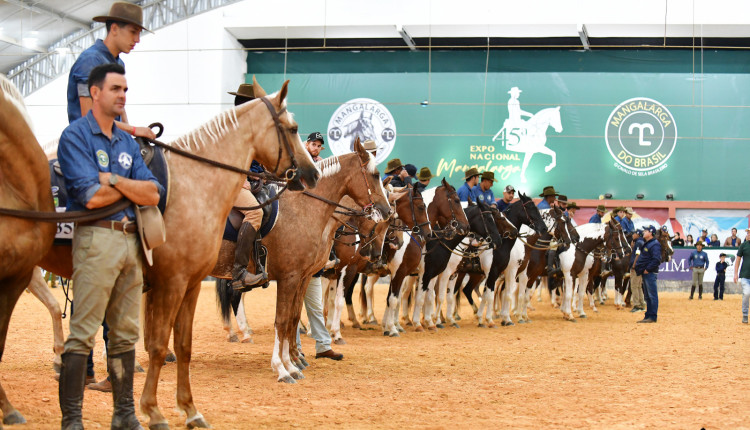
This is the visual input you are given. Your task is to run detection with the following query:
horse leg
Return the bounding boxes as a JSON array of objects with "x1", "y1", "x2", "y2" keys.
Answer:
[
  {"x1": 445, "y1": 275, "x2": 460, "y2": 328},
  {"x1": 344, "y1": 271, "x2": 361, "y2": 329},
  {"x1": 272, "y1": 278, "x2": 302, "y2": 383},
  {"x1": 516, "y1": 272, "x2": 529, "y2": 322},
  {"x1": 364, "y1": 275, "x2": 378, "y2": 324},
  {"x1": 399, "y1": 276, "x2": 414, "y2": 327},
  {"x1": 577, "y1": 273, "x2": 589, "y2": 318},
  {"x1": 324, "y1": 276, "x2": 335, "y2": 330},
  {"x1": 0, "y1": 381, "x2": 26, "y2": 426},
  {"x1": 423, "y1": 277, "x2": 438, "y2": 331},
  {"x1": 28, "y1": 268, "x2": 64, "y2": 373},
  {"x1": 411, "y1": 284, "x2": 427, "y2": 332},
  {"x1": 235, "y1": 295, "x2": 253, "y2": 343},
  {"x1": 560, "y1": 272, "x2": 575, "y2": 321},
  {"x1": 173, "y1": 282, "x2": 211, "y2": 429},
  {"x1": 330, "y1": 272, "x2": 346, "y2": 345},
  {"x1": 434, "y1": 274, "x2": 448, "y2": 329}
]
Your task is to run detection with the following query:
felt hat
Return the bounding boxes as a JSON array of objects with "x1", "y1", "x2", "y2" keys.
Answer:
[
  {"x1": 567, "y1": 202, "x2": 579, "y2": 210},
  {"x1": 362, "y1": 139, "x2": 377, "y2": 152},
  {"x1": 480, "y1": 171, "x2": 498, "y2": 183},
  {"x1": 464, "y1": 167, "x2": 480, "y2": 180},
  {"x1": 93, "y1": 2, "x2": 150, "y2": 32},
  {"x1": 228, "y1": 83, "x2": 255, "y2": 99},
  {"x1": 557, "y1": 194, "x2": 568, "y2": 204},
  {"x1": 539, "y1": 186, "x2": 559, "y2": 198},
  {"x1": 385, "y1": 158, "x2": 403, "y2": 174},
  {"x1": 596, "y1": 205, "x2": 606, "y2": 212},
  {"x1": 416, "y1": 167, "x2": 435, "y2": 181}
]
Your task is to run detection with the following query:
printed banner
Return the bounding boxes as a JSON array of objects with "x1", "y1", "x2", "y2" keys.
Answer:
[{"x1": 659, "y1": 248, "x2": 737, "y2": 282}]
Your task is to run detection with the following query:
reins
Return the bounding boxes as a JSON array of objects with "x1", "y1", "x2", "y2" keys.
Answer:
[{"x1": 0, "y1": 198, "x2": 131, "y2": 223}]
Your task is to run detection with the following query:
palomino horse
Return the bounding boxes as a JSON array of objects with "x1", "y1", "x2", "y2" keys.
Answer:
[
  {"x1": 213, "y1": 143, "x2": 391, "y2": 383},
  {"x1": 39, "y1": 78, "x2": 319, "y2": 429},
  {"x1": 0, "y1": 75, "x2": 56, "y2": 427}
]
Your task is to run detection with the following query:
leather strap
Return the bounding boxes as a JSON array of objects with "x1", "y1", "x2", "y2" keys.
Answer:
[{"x1": 79, "y1": 219, "x2": 137, "y2": 234}]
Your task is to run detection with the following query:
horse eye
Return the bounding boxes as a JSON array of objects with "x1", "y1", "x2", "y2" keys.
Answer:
[{"x1": 290, "y1": 127, "x2": 298, "y2": 134}]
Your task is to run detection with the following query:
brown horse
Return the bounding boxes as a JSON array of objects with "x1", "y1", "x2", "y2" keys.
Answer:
[
  {"x1": 213, "y1": 142, "x2": 391, "y2": 383},
  {"x1": 0, "y1": 76, "x2": 56, "y2": 427},
  {"x1": 39, "y1": 78, "x2": 319, "y2": 429}
]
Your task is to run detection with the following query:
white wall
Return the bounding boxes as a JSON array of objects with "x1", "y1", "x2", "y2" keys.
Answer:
[{"x1": 24, "y1": 5, "x2": 247, "y2": 156}]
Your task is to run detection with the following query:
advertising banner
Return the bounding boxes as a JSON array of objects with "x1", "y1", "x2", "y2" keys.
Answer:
[{"x1": 659, "y1": 248, "x2": 738, "y2": 282}]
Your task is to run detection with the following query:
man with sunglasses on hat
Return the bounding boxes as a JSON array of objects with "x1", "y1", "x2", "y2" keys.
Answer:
[{"x1": 458, "y1": 168, "x2": 480, "y2": 204}]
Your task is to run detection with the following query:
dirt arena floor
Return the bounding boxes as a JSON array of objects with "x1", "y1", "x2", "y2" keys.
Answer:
[{"x1": 3, "y1": 280, "x2": 750, "y2": 429}]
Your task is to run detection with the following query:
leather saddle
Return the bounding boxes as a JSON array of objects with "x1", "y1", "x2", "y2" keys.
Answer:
[{"x1": 222, "y1": 183, "x2": 280, "y2": 242}]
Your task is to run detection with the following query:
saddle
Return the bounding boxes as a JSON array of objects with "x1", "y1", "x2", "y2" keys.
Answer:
[
  {"x1": 457, "y1": 254, "x2": 484, "y2": 274},
  {"x1": 49, "y1": 138, "x2": 170, "y2": 244},
  {"x1": 222, "y1": 183, "x2": 280, "y2": 242}
]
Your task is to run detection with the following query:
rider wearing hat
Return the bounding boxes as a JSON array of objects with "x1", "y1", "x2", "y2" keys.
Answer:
[
  {"x1": 537, "y1": 186, "x2": 558, "y2": 209},
  {"x1": 472, "y1": 171, "x2": 498, "y2": 207},
  {"x1": 457, "y1": 168, "x2": 480, "y2": 203},
  {"x1": 414, "y1": 167, "x2": 435, "y2": 193},
  {"x1": 229, "y1": 83, "x2": 268, "y2": 292},
  {"x1": 621, "y1": 207, "x2": 635, "y2": 236},
  {"x1": 497, "y1": 185, "x2": 515, "y2": 211},
  {"x1": 306, "y1": 132, "x2": 325, "y2": 162},
  {"x1": 383, "y1": 158, "x2": 408, "y2": 187},
  {"x1": 589, "y1": 205, "x2": 606, "y2": 223},
  {"x1": 567, "y1": 202, "x2": 579, "y2": 225},
  {"x1": 362, "y1": 139, "x2": 378, "y2": 157}
]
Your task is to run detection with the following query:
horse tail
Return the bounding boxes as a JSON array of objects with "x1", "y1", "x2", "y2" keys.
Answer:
[{"x1": 216, "y1": 278, "x2": 240, "y2": 323}]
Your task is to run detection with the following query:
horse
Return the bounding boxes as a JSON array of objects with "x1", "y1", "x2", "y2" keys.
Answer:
[
  {"x1": 213, "y1": 143, "x2": 392, "y2": 383},
  {"x1": 505, "y1": 107, "x2": 562, "y2": 183},
  {"x1": 38, "y1": 78, "x2": 320, "y2": 429},
  {"x1": 0, "y1": 75, "x2": 56, "y2": 427}
]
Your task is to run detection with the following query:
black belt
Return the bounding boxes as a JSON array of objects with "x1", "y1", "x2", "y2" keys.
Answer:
[{"x1": 78, "y1": 219, "x2": 137, "y2": 234}]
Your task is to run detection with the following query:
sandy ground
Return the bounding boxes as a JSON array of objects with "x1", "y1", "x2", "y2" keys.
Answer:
[{"x1": 3, "y1": 281, "x2": 750, "y2": 429}]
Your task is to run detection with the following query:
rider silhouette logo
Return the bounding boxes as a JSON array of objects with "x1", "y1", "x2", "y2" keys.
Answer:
[
  {"x1": 327, "y1": 98, "x2": 396, "y2": 165},
  {"x1": 605, "y1": 97, "x2": 677, "y2": 176},
  {"x1": 491, "y1": 87, "x2": 563, "y2": 183}
]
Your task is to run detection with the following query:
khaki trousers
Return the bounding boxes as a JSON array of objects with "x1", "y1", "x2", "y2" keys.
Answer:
[
  {"x1": 629, "y1": 269, "x2": 645, "y2": 308},
  {"x1": 692, "y1": 267, "x2": 706, "y2": 286},
  {"x1": 235, "y1": 188, "x2": 263, "y2": 230},
  {"x1": 64, "y1": 226, "x2": 143, "y2": 356}
]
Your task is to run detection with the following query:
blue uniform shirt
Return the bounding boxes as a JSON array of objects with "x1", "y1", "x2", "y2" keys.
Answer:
[
  {"x1": 620, "y1": 216, "x2": 635, "y2": 235},
  {"x1": 537, "y1": 199, "x2": 551, "y2": 210},
  {"x1": 58, "y1": 111, "x2": 163, "y2": 221},
  {"x1": 457, "y1": 182, "x2": 476, "y2": 202},
  {"x1": 688, "y1": 250, "x2": 709, "y2": 269},
  {"x1": 67, "y1": 39, "x2": 124, "y2": 123},
  {"x1": 471, "y1": 185, "x2": 495, "y2": 205},
  {"x1": 635, "y1": 237, "x2": 662, "y2": 275},
  {"x1": 629, "y1": 236, "x2": 645, "y2": 269},
  {"x1": 589, "y1": 213, "x2": 602, "y2": 223}
]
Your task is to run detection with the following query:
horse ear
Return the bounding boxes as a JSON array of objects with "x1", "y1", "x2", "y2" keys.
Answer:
[
  {"x1": 467, "y1": 196, "x2": 475, "y2": 206},
  {"x1": 278, "y1": 80, "x2": 290, "y2": 104},
  {"x1": 382, "y1": 176, "x2": 393, "y2": 187},
  {"x1": 252, "y1": 75, "x2": 267, "y2": 98},
  {"x1": 441, "y1": 178, "x2": 449, "y2": 188},
  {"x1": 353, "y1": 137, "x2": 368, "y2": 162}
]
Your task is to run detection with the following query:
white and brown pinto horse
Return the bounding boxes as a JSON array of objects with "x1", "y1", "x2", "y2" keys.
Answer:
[
  {"x1": 0, "y1": 76, "x2": 56, "y2": 427},
  {"x1": 39, "y1": 79, "x2": 319, "y2": 429}
]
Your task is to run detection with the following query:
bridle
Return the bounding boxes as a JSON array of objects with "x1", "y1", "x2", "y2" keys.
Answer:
[
  {"x1": 391, "y1": 187, "x2": 430, "y2": 245},
  {"x1": 430, "y1": 187, "x2": 462, "y2": 240}
]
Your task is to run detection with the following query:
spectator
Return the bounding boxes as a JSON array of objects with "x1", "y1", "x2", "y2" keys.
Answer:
[
  {"x1": 688, "y1": 242, "x2": 709, "y2": 299},
  {"x1": 698, "y1": 229, "x2": 709, "y2": 245},
  {"x1": 724, "y1": 228, "x2": 742, "y2": 247},
  {"x1": 708, "y1": 234, "x2": 720, "y2": 247},
  {"x1": 589, "y1": 205, "x2": 605, "y2": 224},
  {"x1": 567, "y1": 202, "x2": 579, "y2": 226},
  {"x1": 496, "y1": 185, "x2": 515, "y2": 211},
  {"x1": 714, "y1": 253, "x2": 728, "y2": 300},
  {"x1": 733, "y1": 228, "x2": 750, "y2": 324},
  {"x1": 671, "y1": 232, "x2": 685, "y2": 247},
  {"x1": 685, "y1": 234, "x2": 695, "y2": 246}
]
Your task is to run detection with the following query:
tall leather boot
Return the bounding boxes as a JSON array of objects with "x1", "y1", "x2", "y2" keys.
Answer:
[
  {"x1": 59, "y1": 352, "x2": 87, "y2": 430},
  {"x1": 109, "y1": 350, "x2": 143, "y2": 430},
  {"x1": 232, "y1": 222, "x2": 268, "y2": 290},
  {"x1": 689, "y1": 285, "x2": 695, "y2": 299},
  {"x1": 698, "y1": 285, "x2": 703, "y2": 299}
]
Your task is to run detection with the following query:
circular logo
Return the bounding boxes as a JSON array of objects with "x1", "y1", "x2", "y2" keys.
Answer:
[
  {"x1": 605, "y1": 97, "x2": 677, "y2": 176},
  {"x1": 327, "y1": 98, "x2": 396, "y2": 165},
  {"x1": 118, "y1": 152, "x2": 133, "y2": 169},
  {"x1": 96, "y1": 150, "x2": 109, "y2": 168}
]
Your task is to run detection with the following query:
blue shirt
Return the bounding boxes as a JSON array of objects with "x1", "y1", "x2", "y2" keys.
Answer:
[
  {"x1": 635, "y1": 238, "x2": 662, "y2": 274},
  {"x1": 383, "y1": 172, "x2": 406, "y2": 188},
  {"x1": 67, "y1": 39, "x2": 124, "y2": 123},
  {"x1": 716, "y1": 261, "x2": 728, "y2": 276},
  {"x1": 589, "y1": 213, "x2": 602, "y2": 223},
  {"x1": 620, "y1": 216, "x2": 635, "y2": 235},
  {"x1": 471, "y1": 185, "x2": 495, "y2": 206},
  {"x1": 537, "y1": 199, "x2": 551, "y2": 210},
  {"x1": 58, "y1": 111, "x2": 163, "y2": 221},
  {"x1": 629, "y1": 237, "x2": 645, "y2": 268},
  {"x1": 497, "y1": 199, "x2": 511, "y2": 212},
  {"x1": 688, "y1": 250, "x2": 709, "y2": 269},
  {"x1": 457, "y1": 182, "x2": 476, "y2": 202}
]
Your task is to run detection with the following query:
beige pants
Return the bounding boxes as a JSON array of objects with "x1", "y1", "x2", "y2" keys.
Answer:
[
  {"x1": 692, "y1": 267, "x2": 706, "y2": 286},
  {"x1": 234, "y1": 188, "x2": 263, "y2": 230},
  {"x1": 629, "y1": 269, "x2": 645, "y2": 308},
  {"x1": 64, "y1": 225, "x2": 143, "y2": 356}
]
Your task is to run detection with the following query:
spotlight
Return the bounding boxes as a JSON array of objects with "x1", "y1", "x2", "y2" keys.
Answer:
[
  {"x1": 604, "y1": 193, "x2": 613, "y2": 199},
  {"x1": 636, "y1": 193, "x2": 644, "y2": 200},
  {"x1": 666, "y1": 193, "x2": 674, "y2": 200},
  {"x1": 420, "y1": 100, "x2": 429, "y2": 107}
]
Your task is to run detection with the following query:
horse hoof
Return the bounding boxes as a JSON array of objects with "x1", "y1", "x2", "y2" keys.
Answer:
[
  {"x1": 517, "y1": 320, "x2": 526, "y2": 324},
  {"x1": 415, "y1": 326, "x2": 425, "y2": 333},
  {"x1": 351, "y1": 322, "x2": 362, "y2": 329},
  {"x1": 165, "y1": 352, "x2": 177, "y2": 363},
  {"x1": 291, "y1": 371, "x2": 305, "y2": 380},
  {"x1": 455, "y1": 315, "x2": 462, "y2": 321},
  {"x1": 186, "y1": 416, "x2": 211, "y2": 429},
  {"x1": 149, "y1": 423, "x2": 171, "y2": 430},
  {"x1": 279, "y1": 375, "x2": 297, "y2": 384},
  {"x1": 478, "y1": 323, "x2": 487, "y2": 328},
  {"x1": 241, "y1": 337, "x2": 254, "y2": 344},
  {"x1": 383, "y1": 331, "x2": 390, "y2": 336},
  {"x1": 566, "y1": 318, "x2": 577, "y2": 323},
  {"x1": 228, "y1": 334, "x2": 239, "y2": 343},
  {"x1": 487, "y1": 323, "x2": 497, "y2": 328},
  {"x1": 389, "y1": 331, "x2": 400, "y2": 338},
  {"x1": 3, "y1": 411, "x2": 26, "y2": 425},
  {"x1": 397, "y1": 327, "x2": 405, "y2": 333},
  {"x1": 436, "y1": 323, "x2": 445, "y2": 329},
  {"x1": 135, "y1": 363, "x2": 145, "y2": 373},
  {"x1": 299, "y1": 356, "x2": 309, "y2": 368},
  {"x1": 451, "y1": 323, "x2": 460, "y2": 328},
  {"x1": 53, "y1": 362, "x2": 61, "y2": 374},
  {"x1": 334, "y1": 338, "x2": 347, "y2": 345},
  {"x1": 427, "y1": 326, "x2": 438, "y2": 332},
  {"x1": 405, "y1": 321, "x2": 413, "y2": 327},
  {"x1": 579, "y1": 314, "x2": 588, "y2": 319}
]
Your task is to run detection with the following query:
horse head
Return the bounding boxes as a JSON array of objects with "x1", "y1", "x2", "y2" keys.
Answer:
[
  {"x1": 490, "y1": 206, "x2": 518, "y2": 240},
  {"x1": 430, "y1": 179, "x2": 470, "y2": 236},
  {"x1": 470, "y1": 201, "x2": 503, "y2": 249},
  {"x1": 549, "y1": 207, "x2": 571, "y2": 245},
  {"x1": 508, "y1": 193, "x2": 546, "y2": 236},
  {"x1": 344, "y1": 138, "x2": 391, "y2": 223},
  {"x1": 249, "y1": 77, "x2": 319, "y2": 191},
  {"x1": 357, "y1": 215, "x2": 390, "y2": 262},
  {"x1": 393, "y1": 185, "x2": 431, "y2": 239}
]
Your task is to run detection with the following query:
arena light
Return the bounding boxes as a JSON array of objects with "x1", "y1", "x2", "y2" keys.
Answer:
[
  {"x1": 396, "y1": 25, "x2": 417, "y2": 52},
  {"x1": 636, "y1": 193, "x2": 644, "y2": 199},
  {"x1": 666, "y1": 193, "x2": 674, "y2": 200},
  {"x1": 604, "y1": 193, "x2": 613, "y2": 199},
  {"x1": 577, "y1": 24, "x2": 590, "y2": 51}
]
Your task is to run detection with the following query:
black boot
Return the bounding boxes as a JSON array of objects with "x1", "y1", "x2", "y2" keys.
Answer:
[
  {"x1": 231, "y1": 222, "x2": 268, "y2": 291},
  {"x1": 109, "y1": 350, "x2": 143, "y2": 430},
  {"x1": 690, "y1": 285, "x2": 695, "y2": 299},
  {"x1": 698, "y1": 285, "x2": 703, "y2": 299},
  {"x1": 59, "y1": 352, "x2": 87, "y2": 430}
]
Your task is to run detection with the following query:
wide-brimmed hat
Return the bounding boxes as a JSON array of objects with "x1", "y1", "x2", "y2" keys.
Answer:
[
  {"x1": 416, "y1": 167, "x2": 435, "y2": 181},
  {"x1": 596, "y1": 204, "x2": 606, "y2": 212},
  {"x1": 480, "y1": 171, "x2": 497, "y2": 183},
  {"x1": 228, "y1": 83, "x2": 255, "y2": 99},
  {"x1": 539, "y1": 186, "x2": 559, "y2": 198},
  {"x1": 614, "y1": 206, "x2": 625, "y2": 213},
  {"x1": 362, "y1": 139, "x2": 377, "y2": 152},
  {"x1": 557, "y1": 194, "x2": 568, "y2": 204},
  {"x1": 567, "y1": 202, "x2": 579, "y2": 210},
  {"x1": 625, "y1": 207, "x2": 634, "y2": 215},
  {"x1": 93, "y1": 2, "x2": 150, "y2": 32},
  {"x1": 385, "y1": 158, "x2": 403, "y2": 174},
  {"x1": 464, "y1": 167, "x2": 480, "y2": 180}
]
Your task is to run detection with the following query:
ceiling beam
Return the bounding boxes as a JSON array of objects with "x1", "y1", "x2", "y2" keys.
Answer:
[
  {"x1": 0, "y1": 33, "x2": 44, "y2": 53},
  {"x1": 4, "y1": 0, "x2": 91, "y2": 30}
]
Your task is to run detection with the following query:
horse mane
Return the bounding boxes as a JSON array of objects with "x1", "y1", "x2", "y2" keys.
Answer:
[
  {"x1": 315, "y1": 155, "x2": 341, "y2": 178},
  {"x1": 0, "y1": 74, "x2": 32, "y2": 129},
  {"x1": 171, "y1": 107, "x2": 239, "y2": 151}
]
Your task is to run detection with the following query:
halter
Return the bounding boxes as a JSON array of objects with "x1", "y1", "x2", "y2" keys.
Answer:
[
  {"x1": 391, "y1": 186, "x2": 430, "y2": 243},
  {"x1": 259, "y1": 97, "x2": 299, "y2": 181},
  {"x1": 430, "y1": 187, "x2": 463, "y2": 239}
]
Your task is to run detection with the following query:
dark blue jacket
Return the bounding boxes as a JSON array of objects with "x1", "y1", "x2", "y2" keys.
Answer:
[
  {"x1": 629, "y1": 237, "x2": 645, "y2": 269},
  {"x1": 634, "y1": 238, "x2": 662, "y2": 275}
]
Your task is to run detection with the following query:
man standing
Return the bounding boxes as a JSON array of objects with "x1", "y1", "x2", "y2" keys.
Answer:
[
  {"x1": 414, "y1": 167, "x2": 435, "y2": 193},
  {"x1": 733, "y1": 228, "x2": 750, "y2": 324},
  {"x1": 714, "y1": 253, "x2": 728, "y2": 301},
  {"x1": 634, "y1": 226, "x2": 662, "y2": 323},
  {"x1": 58, "y1": 63, "x2": 162, "y2": 429},
  {"x1": 306, "y1": 132, "x2": 325, "y2": 162},
  {"x1": 724, "y1": 228, "x2": 742, "y2": 247},
  {"x1": 457, "y1": 168, "x2": 480, "y2": 203},
  {"x1": 497, "y1": 185, "x2": 515, "y2": 211},
  {"x1": 628, "y1": 229, "x2": 646, "y2": 313},
  {"x1": 472, "y1": 171, "x2": 497, "y2": 207},
  {"x1": 537, "y1": 186, "x2": 558, "y2": 209},
  {"x1": 688, "y1": 241, "x2": 709, "y2": 300},
  {"x1": 589, "y1": 205, "x2": 606, "y2": 223}
]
